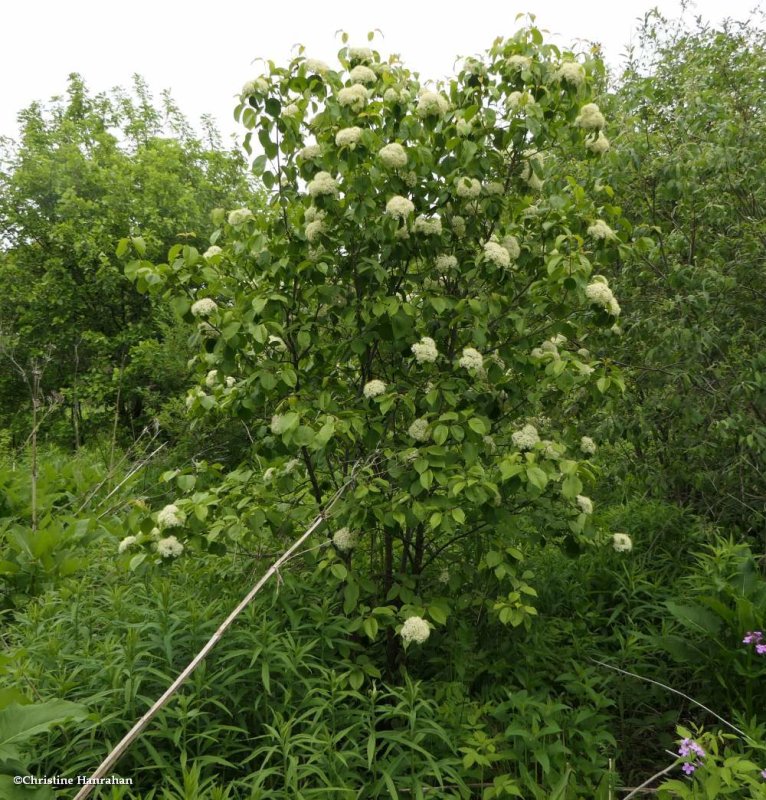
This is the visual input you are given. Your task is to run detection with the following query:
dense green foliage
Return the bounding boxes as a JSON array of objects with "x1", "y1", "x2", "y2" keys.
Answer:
[
  {"x1": 1, "y1": 11, "x2": 766, "y2": 800},
  {"x1": 0, "y1": 75, "x2": 253, "y2": 447}
]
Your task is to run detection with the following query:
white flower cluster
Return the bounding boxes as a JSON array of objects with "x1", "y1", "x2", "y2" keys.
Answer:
[
  {"x1": 455, "y1": 177, "x2": 481, "y2": 198},
  {"x1": 512, "y1": 424, "x2": 540, "y2": 451},
  {"x1": 502, "y1": 235, "x2": 521, "y2": 261},
  {"x1": 400, "y1": 616, "x2": 430, "y2": 645},
  {"x1": 408, "y1": 418, "x2": 430, "y2": 442},
  {"x1": 416, "y1": 90, "x2": 450, "y2": 117},
  {"x1": 451, "y1": 216, "x2": 466, "y2": 237},
  {"x1": 332, "y1": 526, "x2": 357, "y2": 552},
  {"x1": 586, "y1": 131, "x2": 610, "y2": 155},
  {"x1": 411, "y1": 336, "x2": 438, "y2": 363},
  {"x1": 337, "y1": 84, "x2": 368, "y2": 111},
  {"x1": 414, "y1": 215, "x2": 442, "y2": 235},
  {"x1": 304, "y1": 58, "x2": 330, "y2": 74},
  {"x1": 576, "y1": 103, "x2": 606, "y2": 130},
  {"x1": 157, "y1": 535, "x2": 184, "y2": 558},
  {"x1": 576, "y1": 495, "x2": 593, "y2": 514},
  {"x1": 385, "y1": 195, "x2": 414, "y2": 219},
  {"x1": 484, "y1": 181, "x2": 504, "y2": 196},
  {"x1": 348, "y1": 46, "x2": 373, "y2": 61},
  {"x1": 282, "y1": 103, "x2": 300, "y2": 118},
  {"x1": 305, "y1": 217, "x2": 324, "y2": 242},
  {"x1": 228, "y1": 208, "x2": 253, "y2": 226},
  {"x1": 205, "y1": 369, "x2": 218, "y2": 388},
  {"x1": 349, "y1": 65, "x2": 376, "y2": 84},
  {"x1": 483, "y1": 241, "x2": 511, "y2": 268},
  {"x1": 298, "y1": 144, "x2": 321, "y2": 160},
  {"x1": 118, "y1": 535, "x2": 138, "y2": 554},
  {"x1": 585, "y1": 277, "x2": 621, "y2": 316},
  {"x1": 436, "y1": 254, "x2": 458, "y2": 272},
  {"x1": 580, "y1": 436, "x2": 597, "y2": 455},
  {"x1": 203, "y1": 245, "x2": 222, "y2": 260},
  {"x1": 587, "y1": 220, "x2": 616, "y2": 240},
  {"x1": 378, "y1": 143, "x2": 407, "y2": 169},
  {"x1": 556, "y1": 61, "x2": 585, "y2": 86},
  {"x1": 157, "y1": 503, "x2": 185, "y2": 529},
  {"x1": 363, "y1": 379, "x2": 387, "y2": 398},
  {"x1": 191, "y1": 298, "x2": 218, "y2": 317},
  {"x1": 507, "y1": 54, "x2": 532, "y2": 71},
  {"x1": 335, "y1": 126, "x2": 362, "y2": 148},
  {"x1": 307, "y1": 171, "x2": 338, "y2": 197},
  {"x1": 459, "y1": 347, "x2": 483, "y2": 371},
  {"x1": 241, "y1": 78, "x2": 268, "y2": 96},
  {"x1": 612, "y1": 533, "x2": 633, "y2": 552}
]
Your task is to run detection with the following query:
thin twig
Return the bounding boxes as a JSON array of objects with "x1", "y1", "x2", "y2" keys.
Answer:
[
  {"x1": 72, "y1": 455, "x2": 372, "y2": 800},
  {"x1": 591, "y1": 659, "x2": 748, "y2": 739},
  {"x1": 622, "y1": 757, "x2": 677, "y2": 799}
]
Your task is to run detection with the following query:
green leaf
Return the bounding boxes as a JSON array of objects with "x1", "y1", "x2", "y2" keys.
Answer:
[
  {"x1": 0, "y1": 701, "x2": 87, "y2": 766},
  {"x1": 665, "y1": 602, "x2": 722, "y2": 636},
  {"x1": 526, "y1": 466, "x2": 549, "y2": 491}
]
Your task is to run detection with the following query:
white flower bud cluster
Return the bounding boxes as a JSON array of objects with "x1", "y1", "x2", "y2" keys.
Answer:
[
  {"x1": 576, "y1": 495, "x2": 593, "y2": 514},
  {"x1": 400, "y1": 616, "x2": 431, "y2": 644},
  {"x1": 157, "y1": 535, "x2": 184, "y2": 558},
  {"x1": 458, "y1": 347, "x2": 483, "y2": 371},
  {"x1": 414, "y1": 215, "x2": 442, "y2": 235},
  {"x1": 587, "y1": 220, "x2": 616, "y2": 240},
  {"x1": 332, "y1": 526, "x2": 357, "y2": 551},
  {"x1": 157, "y1": 504, "x2": 185, "y2": 529},
  {"x1": 349, "y1": 65, "x2": 376, "y2": 84},
  {"x1": 191, "y1": 298, "x2": 218, "y2": 317},
  {"x1": 307, "y1": 171, "x2": 339, "y2": 197},
  {"x1": 408, "y1": 418, "x2": 430, "y2": 442},
  {"x1": 585, "y1": 277, "x2": 621, "y2": 316},
  {"x1": 455, "y1": 177, "x2": 481, "y2": 198},
  {"x1": 385, "y1": 195, "x2": 414, "y2": 219},
  {"x1": 378, "y1": 143, "x2": 408, "y2": 169},
  {"x1": 556, "y1": 61, "x2": 585, "y2": 86},
  {"x1": 576, "y1": 103, "x2": 606, "y2": 130},
  {"x1": 411, "y1": 337, "x2": 438, "y2": 363},
  {"x1": 338, "y1": 84, "x2": 368, "y2": 110},
  {"x1": 416, "y1": 90, "x2": 450, "y2": 117},
  {"x1": 512, "y1": 424, "x2": 540, "y2": 451},
  {"x1": 483, "y1": 241, "x2": 511, "y2": 268},
  {"x1": 335, "y1": 126, "x2": 362, "y2": 148},
  {"x1": 580, "y1": 436, "x2": 597, "y2": 455},
  {"x1": 363, "y1": 379, "x2": 387, "y2": 398},
  {"x1": 586, "y1": 131, "x2": 610, "y2": 154}
]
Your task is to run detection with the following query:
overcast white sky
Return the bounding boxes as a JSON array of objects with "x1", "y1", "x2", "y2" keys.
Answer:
[{"x1": 1, "y1": 0, "x2": 762, "y2": 145}]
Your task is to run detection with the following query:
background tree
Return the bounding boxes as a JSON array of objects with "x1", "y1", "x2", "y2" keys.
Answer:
[
  {"x1": 602, "y1": 11, "x2": 766, "y2": 538},
  {"x1": 0, "y1": 74, "x2": 255, "y2": 448}
]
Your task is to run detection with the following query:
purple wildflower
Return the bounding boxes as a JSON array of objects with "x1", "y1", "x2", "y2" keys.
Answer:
[
  {"x1": 689, "y1": 741, "x2": 705, "y2": 758},
  {"x1": 757, "y1": 644, "x2": 766, "y2": 655},
  {"x1": 743, "y1": 631, "x2": 763, "y2": 645},
  {"x1": 761, "y1": 768, "x2": 766, "y2": 779},
  {"x1": 682, "y1": 762, "x2": 697, "y2": 775},
  {"x1": 678, "y1": 738, "x2": 705, "y2": 758}
]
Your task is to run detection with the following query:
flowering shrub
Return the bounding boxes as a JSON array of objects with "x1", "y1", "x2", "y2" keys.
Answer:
[{"x1": 124, "y1": 26, "x2": 629, "y2": 663}]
